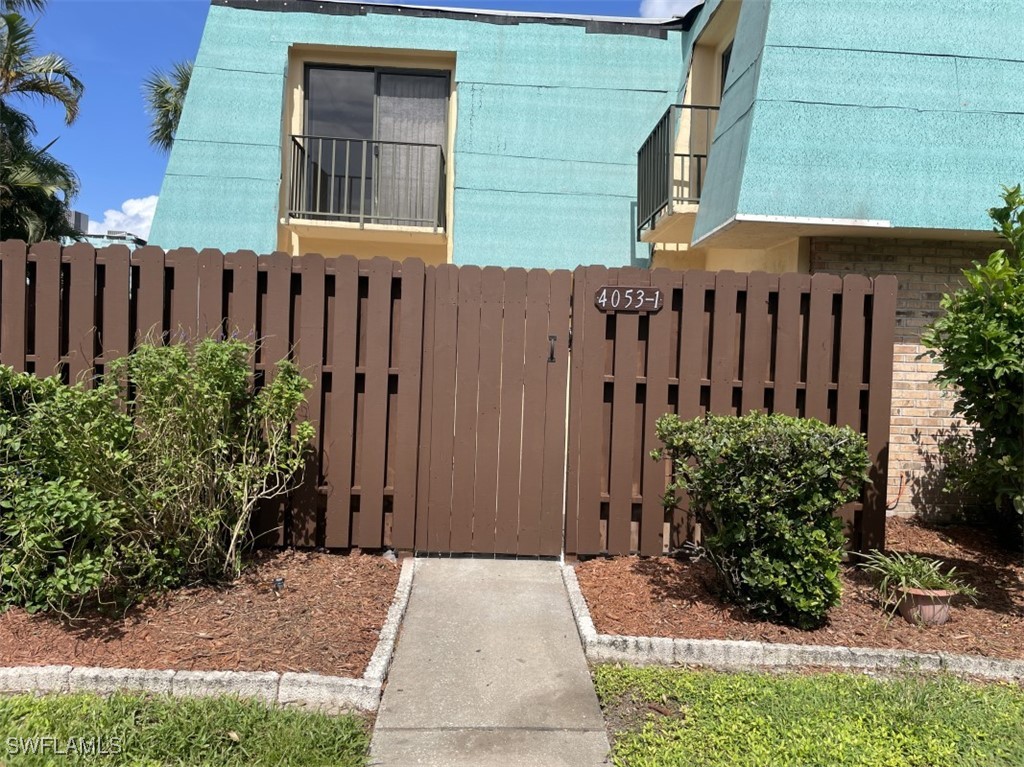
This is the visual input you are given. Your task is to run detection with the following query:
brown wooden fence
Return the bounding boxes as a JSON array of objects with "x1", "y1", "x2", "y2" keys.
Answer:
[
  {"x1": 0, "y1": 241, "x2": 897, "y2": 555},
  {"x1": 567, "y1": 267, "x2": 898, "y2": 555}
]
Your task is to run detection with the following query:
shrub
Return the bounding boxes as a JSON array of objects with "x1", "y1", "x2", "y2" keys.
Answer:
[
  {"x1": 922, "y1": 185, "x2": 1024, "y2": 544},
  {"x1": 654, "y1": 412, "x2": 869, "y2": 628},
  {"x1": 0, "y1": 339, "x2": 313, "y2": 614}
]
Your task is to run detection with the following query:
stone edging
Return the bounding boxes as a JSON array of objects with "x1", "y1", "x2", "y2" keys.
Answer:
[
  {"x1": 0, "y1": 557, "x2": 416, "y2": 713},
  {"x1": 561, "y1": 563, "x2": 1024, "y2": 681}
]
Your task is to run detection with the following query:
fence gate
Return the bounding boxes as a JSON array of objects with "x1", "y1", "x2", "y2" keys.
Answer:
[{"x1": 415, "y1": 265, "x2": 571, "y2": 556}]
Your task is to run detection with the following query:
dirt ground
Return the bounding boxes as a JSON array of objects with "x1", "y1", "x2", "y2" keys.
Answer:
[
  {"x1": 576, "y1": 518, "x2": 1024, "y2": 659},
  {"x1": 0, "y1": 550, "x2": 400, "y2": 677}
]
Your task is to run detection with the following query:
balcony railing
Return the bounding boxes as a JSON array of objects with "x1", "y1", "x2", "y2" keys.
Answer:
[
  {"x1": 636, "y1": 105, "x2": 719, "y2": 239},
  {"x1": 288, "y1": 135, "x2": 446, "y2": 231}
]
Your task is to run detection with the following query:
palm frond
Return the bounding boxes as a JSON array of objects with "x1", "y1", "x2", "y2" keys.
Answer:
[
  {"x1": 143, "y1": 59, "x2": 192, "y2": 152},
  {"x1": 0, "y1": 1, "x2": 47, "y2": 15},
  {"x1": 0, "y1": 12, "x2": 83, "y2": 124}
]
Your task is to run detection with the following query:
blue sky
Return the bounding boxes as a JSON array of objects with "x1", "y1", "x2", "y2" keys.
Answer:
[{"x1": 24, "y1": 0, "x2": 697, "y2": 238}]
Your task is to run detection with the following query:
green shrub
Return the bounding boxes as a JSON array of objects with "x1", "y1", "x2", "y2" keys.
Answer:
[
  {"x1": 654, "y1": 412, "x2": 869, "y2": 628},
  {"x1": 922, "y1": 185, "x2": 1024, "y2": 544},
  {"x1": 0, "y1": 339, "x2": 313, "y2": 614}
]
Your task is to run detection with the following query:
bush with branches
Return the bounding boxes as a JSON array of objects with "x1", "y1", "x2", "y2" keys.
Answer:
[
  {"x1": 654, "y1": 412, "x2": 869, "y2": 628},
  {"x1": 922, "y1": 185, "x2": 1024, "y2": 543},
  {"x1": 0, "y1": 339, "x2": 313, "y2": 614}
]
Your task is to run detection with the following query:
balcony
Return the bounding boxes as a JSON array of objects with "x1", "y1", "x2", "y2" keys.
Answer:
[
  {"x1": 636, "y1": 105, "x2": 718, "y2": 244},
  {"x1": 287, "y1": 134, "x2": 446, "y2": 232}
]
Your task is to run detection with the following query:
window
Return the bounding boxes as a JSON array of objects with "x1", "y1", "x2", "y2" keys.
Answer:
[
  {"x1": 719, "y1": 41, "x2": 733, "y2": 101},
  {"x1": 290, "y1": 65, "x2": 449, "y2": 228}
]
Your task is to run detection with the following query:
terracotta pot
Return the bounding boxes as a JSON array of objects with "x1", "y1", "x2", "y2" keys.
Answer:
[{"x1": 896, "y1": 587, "x2": 954, "y2": 626}]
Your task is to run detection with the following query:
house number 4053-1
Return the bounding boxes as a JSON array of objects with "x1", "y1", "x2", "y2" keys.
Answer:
[{"x1": 594, "y1": 286, "x2": 663, "y2": 313}]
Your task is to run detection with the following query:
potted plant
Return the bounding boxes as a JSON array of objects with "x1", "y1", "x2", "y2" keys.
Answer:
[{"x1": 859, "y1": 550, "x2": 978, "y2": 626}]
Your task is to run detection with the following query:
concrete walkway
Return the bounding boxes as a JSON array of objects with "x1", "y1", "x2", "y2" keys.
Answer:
[{"x1": 369, "y1": 559, "x2": 610, "y2": 766}]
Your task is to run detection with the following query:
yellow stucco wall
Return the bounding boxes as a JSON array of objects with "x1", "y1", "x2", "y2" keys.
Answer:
[{"x1": 652, "y1": 237, "x2": 809, "y2": 273}]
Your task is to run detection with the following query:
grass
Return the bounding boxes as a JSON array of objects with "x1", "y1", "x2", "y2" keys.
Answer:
[
  {"x1": 594, "y1": 665, "x2": 1024, "y2": 767},
  {"x1": 0, "y1": 692, "x2": 369, "y2": 766}
]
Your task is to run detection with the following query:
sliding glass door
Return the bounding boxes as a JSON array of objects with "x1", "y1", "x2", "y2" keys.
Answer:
[{"x1": 300, "y1": 65, "x2": 448, "y2": 227}]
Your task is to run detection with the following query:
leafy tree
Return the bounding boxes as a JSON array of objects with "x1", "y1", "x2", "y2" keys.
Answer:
[
  {"x1": 0, "y1": 11, "x2": 83, "y2": 242},
  {"x1": 922, "y1": 185, "x2": 1024, "y2": 543},
  {"x1": 143, "y1": 60, "x2": 192, "y2": 152}
]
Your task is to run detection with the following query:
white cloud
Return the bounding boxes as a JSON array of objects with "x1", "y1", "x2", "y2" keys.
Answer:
[
  {"x1": 639, "y1": 0, "x2": 702, "y2": 18},
  {"x1": 87, "y1": 195, "x2": 158, "y2": 240}
]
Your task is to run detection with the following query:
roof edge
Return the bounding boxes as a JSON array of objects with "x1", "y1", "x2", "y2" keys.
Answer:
[{"x1": 214, "y1": 0, "x2": 703, "y2": 37}]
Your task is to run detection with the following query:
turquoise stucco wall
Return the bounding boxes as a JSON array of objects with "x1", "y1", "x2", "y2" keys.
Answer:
[
  {"x1": 147, "y1": 3, "x2": 686, "y2": 268},
  {"x1": 694, "y1": 0, "x2": 1024, "y2": 241}
]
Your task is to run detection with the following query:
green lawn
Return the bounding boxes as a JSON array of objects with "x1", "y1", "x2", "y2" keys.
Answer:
[
  {"x1": 0, "y1": 692, "x2": 368, "y2": 766},
  {"x1": 594, "y1": 665, "x2": 1024, "y2": 767}
]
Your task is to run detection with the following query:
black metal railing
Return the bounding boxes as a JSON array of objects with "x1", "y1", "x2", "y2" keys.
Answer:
[
  {"x1": 636, "y1": 104, "x2": 719, "y2": 238},
  {"x1": 288, "y1": 135, "x2": 446, "y2": 230}
]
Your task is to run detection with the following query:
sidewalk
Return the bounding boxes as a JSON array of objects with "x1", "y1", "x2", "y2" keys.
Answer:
[{"x1": 369, "y1": 559, "x2": 610, "y2": 767}]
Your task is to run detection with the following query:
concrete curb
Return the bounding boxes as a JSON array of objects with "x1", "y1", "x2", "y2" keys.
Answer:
[
  {"x1": 0, "y1": 557, "x2": 416, "y2": 712},
  {"x1": 560, "y1": 563, "x2": 1024, "y2": 681}
]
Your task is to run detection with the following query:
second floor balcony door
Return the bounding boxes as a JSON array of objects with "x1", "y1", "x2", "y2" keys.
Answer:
[{"x1": 300, "y1": 65, "x2": 448, "y2": 228}]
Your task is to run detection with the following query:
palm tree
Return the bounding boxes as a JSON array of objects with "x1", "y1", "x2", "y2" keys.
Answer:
[
  {"x1": 0, "y1": 1, "x2": 47, "y2": 13},
  {"x1": 0, "y1": 105, "x2": 79, "y2": 241},
  {"x1": 144, "y1": 60, "x2": 192, "y2": 152},
  {"x1": 0, "y1": 10, "x2": 83, "y2": 242},
  {"x1": 0, "y1": 13, "x2": 83, "y2": 125}
]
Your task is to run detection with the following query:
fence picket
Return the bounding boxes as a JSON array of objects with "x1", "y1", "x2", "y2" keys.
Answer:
[
  {"x1": 0, "y1": 240, "x2": 27, "y2": 372},
  {"x1": 517, "y1": 269, "x2": 551, "y2": 555},
  {"x1": 773, "y1": 272, "x2": 806, "y2": 416},
  {"x1": 640, "y1": 269, "x2": 677, "y2": 556},
  {"x1": 449, "y1": 266, "x2": 482, "y2": 554},
  {"x1": 224, "y1": 250, "x2": 258, "y2": 345},
  {"x1": 197, "y1": 249, "x2": 225, "y2": 339},
  {"x1": 65, "y1": 243, "x2": 96, "y2": 386},
  {"x1": 31, "y1": 242, "x2": 62, "y2": 377},
  {"x1": 806, "y1": 273, "x2": 841, "y2": 422},
  {"x1": 426, "y1": 264, "x2": 459, "y2": 552},
  {"x1": 293, "y1": 253, "x2": 326, "y2": 546},
  {"x1": 324, "y1": 256, "x2": 359, "y2": 548},
  {"x1": 864, "y1": 275, "x2": 898, "y2": 550},
  {"x1": 166, "y1": 248, "x2": 199, "y2": 341},
  {"x1": 357, "y1": 258, "x2": 394, "y2": 549},
  {"x1": 709, "y1": 270, "x2": 740, "y2": 414},
  {"x1": 741, "y1": 271, "x2": 771, "y2": 414},
  {"x1": 134, "y1": 246, "x2": 165, "y2": 345},
  {"x1": 392, "y1": 258, "x2": 425, "y2": 550},
  {"x1": 494, "y1": 268, "x2": 528, "y2": 555},
  {"x1": 471, "y1": 266, "x2": 505, "y2": 553},
  {"x1": 540, "y1": 269, "x2": 572, "y2": 557}
]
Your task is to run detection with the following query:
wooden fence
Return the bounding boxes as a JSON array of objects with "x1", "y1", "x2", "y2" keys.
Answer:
[
  {"x1": 567, "y1": 267, "x2": 898, "y2": 555},
  {"x1": 0, "y1": 241, "x2": 897, "y2": 555}
]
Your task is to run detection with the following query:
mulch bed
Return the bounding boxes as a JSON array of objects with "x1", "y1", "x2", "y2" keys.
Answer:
[
  {"x1": 576, "y1": 518, "x2": 1024, "y2": 660},
  {"x1": 0, "y1": 550, "x2": 400, "y2": 677}
]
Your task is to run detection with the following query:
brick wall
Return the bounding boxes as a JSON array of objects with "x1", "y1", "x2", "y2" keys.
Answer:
[{"x1": 809, "y1": 237, "x2": 993, "y2": 518}]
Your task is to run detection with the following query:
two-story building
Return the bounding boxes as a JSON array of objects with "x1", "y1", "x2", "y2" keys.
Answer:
[{"x1": 148, "y1": 0, "x2": 1024, "y2": 519}]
